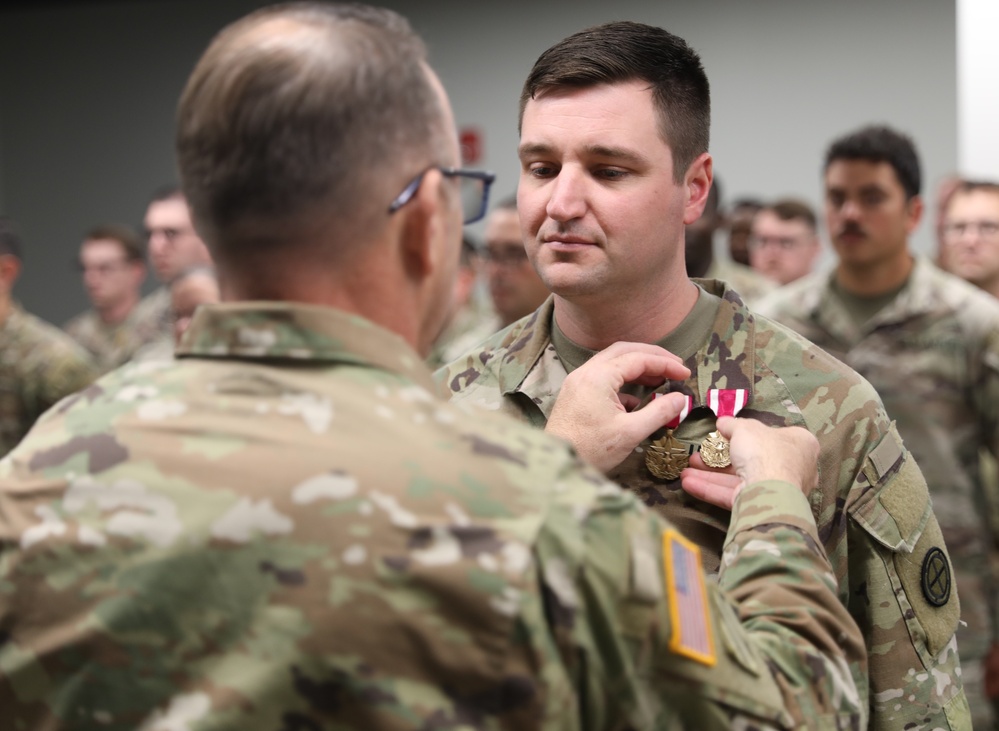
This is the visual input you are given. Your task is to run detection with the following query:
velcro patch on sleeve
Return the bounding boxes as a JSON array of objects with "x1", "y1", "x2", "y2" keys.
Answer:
[{"x1": 663, "y1": 529, "x2": 716, "y2": 666}]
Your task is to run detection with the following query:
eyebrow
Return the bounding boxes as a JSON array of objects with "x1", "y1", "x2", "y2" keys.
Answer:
[{"x1": 518, "y1": 142, "x2": 647, "y2": 167}]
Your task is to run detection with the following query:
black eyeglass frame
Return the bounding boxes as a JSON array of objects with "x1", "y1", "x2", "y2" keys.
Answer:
[{"x1": 388, "y1": 166, "x2": 496, "y2": 225}]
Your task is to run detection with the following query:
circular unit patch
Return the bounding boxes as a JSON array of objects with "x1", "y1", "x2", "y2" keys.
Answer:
[{"x1": 920, "y1": 547, "x2": 951, "y2": 607}]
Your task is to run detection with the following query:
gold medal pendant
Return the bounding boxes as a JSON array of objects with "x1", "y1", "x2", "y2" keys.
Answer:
[
  {"x1": 646, "y1": 430, "x2": 689, "y2": 480},
  {"x1": 699, "y1": 430, "x2": 731, "y2": 468}
]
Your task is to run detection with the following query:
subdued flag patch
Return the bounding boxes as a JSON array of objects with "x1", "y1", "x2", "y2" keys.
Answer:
[{"x1": 663, "y1": 529, "x2": 716, "y2": 666}]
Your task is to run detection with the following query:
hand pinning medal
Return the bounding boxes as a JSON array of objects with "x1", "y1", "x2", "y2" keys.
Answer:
[
  {"x1": 646, "y1": 394, "x2": 694, "y2": 480},
  {"x1": 700, "y1": 389, "x2": 748, "y2": 468}
]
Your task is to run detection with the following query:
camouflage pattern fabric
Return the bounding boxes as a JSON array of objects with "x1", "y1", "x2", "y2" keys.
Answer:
[
  {"x1": 0, "y1": 302, "x2": 867, "y2": 729},
  {"x1": 706, "y1": 257, "x2": 776, "y2": 307},
  {"x1": 63, "y1": 295, "x2": 170, "y2": 374},
  {"x1": 0, "y1": 304, "x2": 97, "y2": 457},
  {"x1": 757, "y1": 257, "x2": 999, "y2": 729},
  {"x1": 426, "y1": 306, "x2": 500, "y2": 371},
  {"x1": 438, "y1": 280, "x2": 972, "y2": 730},
  {"x1": 140, "y1": 286, "x2": 173, "y2": 335}
]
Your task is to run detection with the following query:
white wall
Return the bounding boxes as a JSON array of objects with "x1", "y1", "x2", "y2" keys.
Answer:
[
  {"x1": 958, "y1": 0, "x2": 999, "y2": 177},
  {"x1": 0, "y1": 0, "x2": 956, "y2": 322}
]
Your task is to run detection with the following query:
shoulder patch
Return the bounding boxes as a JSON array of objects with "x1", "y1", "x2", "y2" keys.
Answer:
[
  {"x1": 663, "y1": 529, "x2": 716, "y2": 666},
  {"x1": 921, "y1": 547, "x2": 952, "y2": 607}
]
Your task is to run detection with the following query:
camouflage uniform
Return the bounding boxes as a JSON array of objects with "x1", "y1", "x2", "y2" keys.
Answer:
[
  {"x1": 706, "y1": 257, "x2": 776, "y2": 306},
  {"x1": 438, "y1": 281, "x2": 972, "y2": 730},
  {"x1": 0, "y1": 302, "x2": 867, "y2": 729},
  {"x1": 141, "y1": 286, "x2": 173, "y2": 335},
  {"x1": 63, "y1": 296, "x2": 170, "y2": 374},
  {"x1": 757, "y1": 257, "x2": 999, "y2": 729},
  {"x1": 0, "y1": 304, "x2": 97, "y2": 457},
  {"x1": 426, "y1": 306, "x2": 501, "y2": 371}
]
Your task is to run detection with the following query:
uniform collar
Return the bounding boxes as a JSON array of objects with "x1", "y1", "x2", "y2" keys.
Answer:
[
  {"x1": 503, "y1": 281, "x2": 757, "y2": 417},
  {"x1": 178, "y1": 301, "x2": 436, "y2": 392}
]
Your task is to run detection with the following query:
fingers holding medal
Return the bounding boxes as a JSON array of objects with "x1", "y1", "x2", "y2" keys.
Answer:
[
  {"x1": 645, "y1": 394, "x2": 694, "y2": 480},
  {"x1": 699, "y1": 389, "x2": 748, "y2": 469}
]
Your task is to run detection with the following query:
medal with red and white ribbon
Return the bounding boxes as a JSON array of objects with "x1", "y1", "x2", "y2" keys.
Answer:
[
  {"x1": 645, "y1": 394, "x2": 695, "y2": 480},
  {"x1": 700, "y1": 389, "x2": 748, "y2": 468}
]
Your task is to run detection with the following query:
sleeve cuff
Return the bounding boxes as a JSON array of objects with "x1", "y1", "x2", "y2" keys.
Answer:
[{"x1": 727, "y1": 479, "x2": 820, "y2": 545}]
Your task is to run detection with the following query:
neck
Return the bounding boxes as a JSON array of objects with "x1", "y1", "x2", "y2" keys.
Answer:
[
  {"x1": 223, "y1": 256, "x2": 422, "y2": 352},
  {"x1": 977, "y1": 273, "x2": 999, "y2": 302},
  {"x1": 836, "y1": 251, "x2": 914, "y2": 296},
  {"x1": 553, "y1": 277, "x2": 700, "y2": 350},
  {"x1": 97, "y1": 294, "x2": 139, "y2": 325}
]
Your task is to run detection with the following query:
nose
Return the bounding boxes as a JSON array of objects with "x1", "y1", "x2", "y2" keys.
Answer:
[
  {"x1": 545, "y1": 167, "x2": 586, "y2": 222},
  {"x1": 839, "y1": 198, "x2": 863, "y2": 221}
]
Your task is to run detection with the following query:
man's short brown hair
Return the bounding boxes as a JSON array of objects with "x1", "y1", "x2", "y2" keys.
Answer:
[
  {"x1": 84, "y1": 223, "x2": 144, "y2": 262},
  {"x1": 763, "y1": 199, "x2": 817, "y2": 231},
  {"x1": 520, "y1": 21, "x2": 710, "y2": 183},
  {"x1": 950, "y1": 180, "x2": 999, "y2": 206},
  {"x1": 176, "y1": 2, "x2": 451, "y2": 264}
]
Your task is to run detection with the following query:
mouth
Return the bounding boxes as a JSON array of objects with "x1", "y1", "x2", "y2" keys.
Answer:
[
  {"x1": 542, "y1": 235, "x2": 597, "y2": 252},
  {"x1": 836, "y1": 229, "x2": 866, "y2": 244}
]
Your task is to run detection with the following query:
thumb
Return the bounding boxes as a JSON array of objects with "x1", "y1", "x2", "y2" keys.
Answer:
[
  {"x1": 715, "y1": 415, "x2": 738, "y2": 440},
  {"x1": 625, "y1": 392, "x2": 688, "y2": 440}
]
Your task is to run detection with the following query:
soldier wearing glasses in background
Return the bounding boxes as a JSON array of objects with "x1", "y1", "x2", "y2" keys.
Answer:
[
  {"x1": 759, "y1": 124, "x2": 999, "y2": 729},
  {"x1": 0, "y1": 217, "x2": 96, "y2": 456},
  {"x1": 428, "y1": 196, "x2": 552, "y2": 368},
  {"x1": 64, "y1": 224, "x2": 164, "y2": 373},
  {"x1": 483, "y1": 195, "x2": 551, "y2": 328},
  {"x1": 140, "y1": 185, "x2": 213, "y2": 336},
  {"x1": 747, "y1": 199, "x2": 821, "y2": 286},
  {"x1": 0, "y1": 4, "x2": 886, "y2": 729},
  {"x1": 941, "y1": 180, "x2": 999, "y2": 301}
]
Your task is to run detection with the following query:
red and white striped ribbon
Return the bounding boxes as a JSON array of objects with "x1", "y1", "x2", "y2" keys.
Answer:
[{"x1": 706, "y1": 389, "x2": 747, "y2": 418}]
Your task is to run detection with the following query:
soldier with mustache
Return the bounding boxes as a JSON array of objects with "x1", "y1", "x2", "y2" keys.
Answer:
[{"x1": 758, "y1": 124, "x2": 999, "y2": 730}]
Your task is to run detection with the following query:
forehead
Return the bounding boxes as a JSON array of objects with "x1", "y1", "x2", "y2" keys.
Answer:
[
  {"x1": 947, "y1": 189, "x2": 999, "y2": 217},
  {"x1": 824, "y1": 159, "x2": 904, "y2": 193},
  {"x1": 753, "y1": 210, "x2": 810, "y2": 232},
  {"x1": 485, "y1": 209, "x2": 520, "y2": 242},
  {"x1": 81, "y1": 238, "x2": 126, "y2": 259},
  {"x1": 519, "y1": 80, "x2": 667, "y2": 156},
  {"x1": 145, "y1": 198, "x2": 191, "y2": 226}
]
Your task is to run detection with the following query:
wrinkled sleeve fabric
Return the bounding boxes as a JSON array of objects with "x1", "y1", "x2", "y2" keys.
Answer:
[{"x1": 533, "y1": 475, "x2": 867, "y2": 730}]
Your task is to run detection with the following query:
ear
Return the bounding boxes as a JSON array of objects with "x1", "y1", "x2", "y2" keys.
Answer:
[
  {"x1": 682, "y1": 153, "x2": 714, "y2": 226},
  {"x1": 399, "y1": 168, "x2": 448, "y2": 283},
  {"x1": 0, "y1": 254, "x2": 21, "y2": 290},
  {"x1": 905, "y1": 194, "x2": 925, "y2": 235}
]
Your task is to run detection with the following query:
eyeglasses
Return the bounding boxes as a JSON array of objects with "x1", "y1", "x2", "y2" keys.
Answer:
[
  {"x1": 388, "y1": 166, "x2": 495, "y2": 225},
  {"x1": 942, "y1": 220, "x2": 999, "y2": 239},
  {"x1": 481, "y1": 245, "x2": 529, "y2": 267},
  {"x1": 747, "y1": 235, "x2": 808, "y2": 251},
  {"x1": 146, "y1": 226, "x2": 195, "y2": 245},
  {"x1": 74, "y1": 258, "x2": 132, "y2": 275}
]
